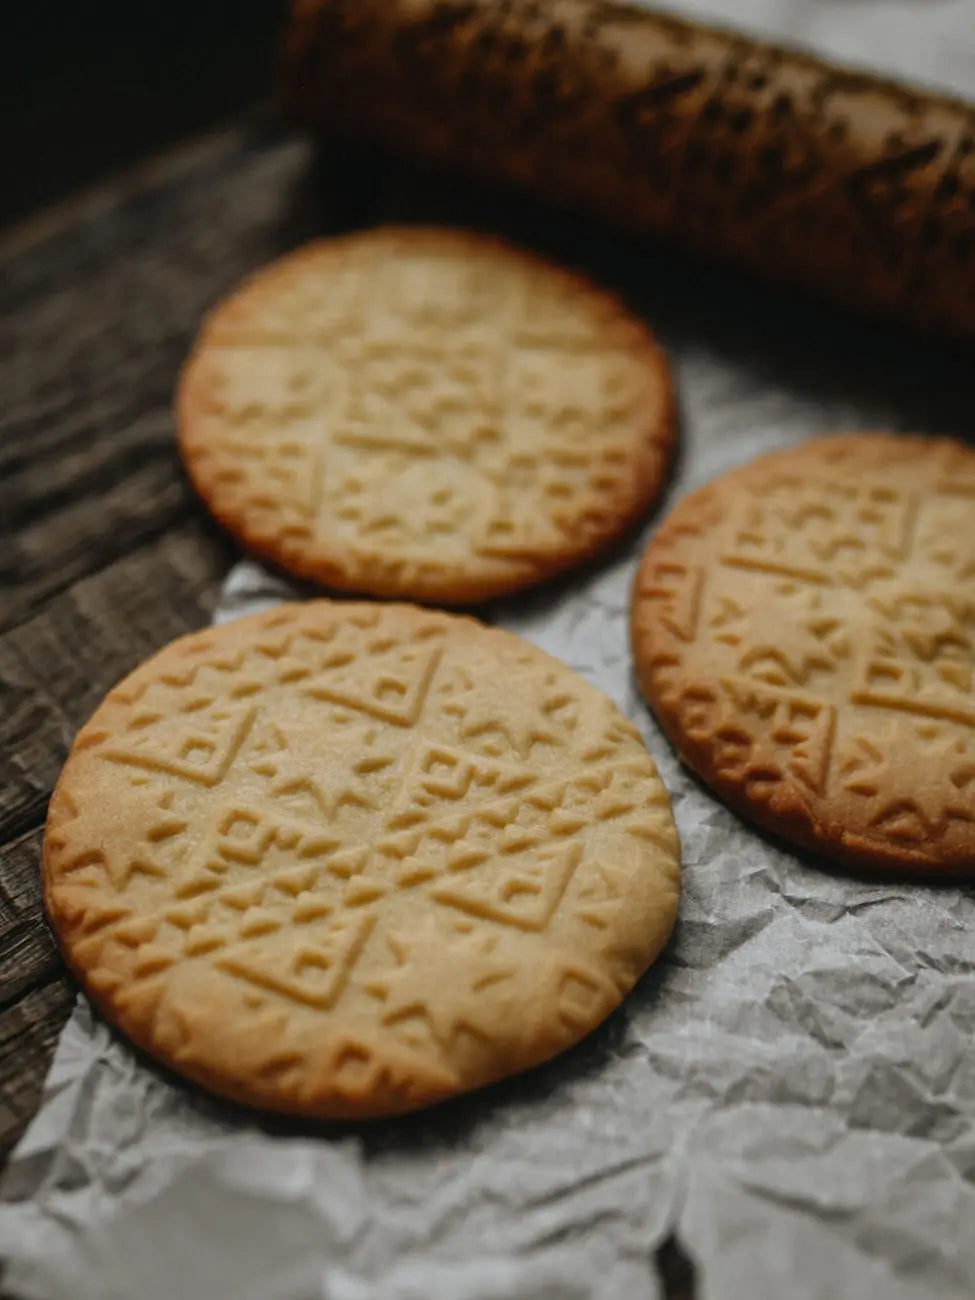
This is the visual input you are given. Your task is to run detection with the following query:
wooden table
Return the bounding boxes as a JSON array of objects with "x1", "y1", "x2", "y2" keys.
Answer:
[
  {"x1": 1, "y1": 0, "x2": 286, "y2": 1170},
  {"x1": 0, "y1": 111, "x2": 367, "y2": 1152}
]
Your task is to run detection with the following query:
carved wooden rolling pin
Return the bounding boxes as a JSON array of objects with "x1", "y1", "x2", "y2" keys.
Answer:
[{"x1": 282, "y1": 0, "x2": 975, "y2": 343}]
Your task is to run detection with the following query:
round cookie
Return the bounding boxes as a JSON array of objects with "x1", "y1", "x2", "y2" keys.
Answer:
[
  {"x1": 45, "y1": 600, "x2": 681, "y2": 1118},
  {"x1": 631, "y1": 432, "x2": 975, "y2": 875},
  {"x1": 177, "y1": 227, "x2": 674, "y2": 603}
]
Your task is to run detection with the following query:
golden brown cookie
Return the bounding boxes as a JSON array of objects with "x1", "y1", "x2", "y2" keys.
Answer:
[
  {"x1": 45, "y1": 600, "x2": 680, "y2": 1117},
  {"x1": 631, "y1": 432, "x2": 975, "y2": 875},
  {"x1": 177, "y1": 227, "x2": 673, "y2": 603}
]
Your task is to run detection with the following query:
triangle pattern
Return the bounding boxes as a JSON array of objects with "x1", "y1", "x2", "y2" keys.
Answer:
[
  {"x1": 386, "y1": 741, "x2": 537, "y2": 830},
  {"x1": 302, "y1": 644, "x2": 442, "y2": 726},
  {"x1": 216, "y1": 910, "x2": 376, "y2": 1009},
  {"x1": 431, "y1": 843, "x2": 582, "y2": 932},
  {"x1": 102, "y1": 703, "x2": 256, "y2": 786}
]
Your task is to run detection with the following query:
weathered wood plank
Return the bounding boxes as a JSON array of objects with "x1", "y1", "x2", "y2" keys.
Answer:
[
  {"x1": 0, "y1": 121, "x2": 346, "y2": 1165},
  {"x1": 0, "y1": 982, "x2": 76, "y2": 1164},
  {"x1": 0, "y1": 828, "x2": 60, "y2": 1008}
]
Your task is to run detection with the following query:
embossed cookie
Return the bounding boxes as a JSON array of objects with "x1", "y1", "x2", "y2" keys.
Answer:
[
  {"x1": 45, "y1": 601, "x2": 681, "y2": 1117},
  {"x1": 632, "y1": 433, "x2": 975, "y2": 875},
  {"x1": 177, "y1": 227, "x2": 674, "y2": 602}
]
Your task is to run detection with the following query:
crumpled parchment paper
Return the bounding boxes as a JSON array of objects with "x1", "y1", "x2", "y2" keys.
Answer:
[
  {"x1": 664, "y1": 0, "x2": 975, "y2": 101},
  {"x1": 3, "y1": 4, "x2": 975, "y2": 1296}
]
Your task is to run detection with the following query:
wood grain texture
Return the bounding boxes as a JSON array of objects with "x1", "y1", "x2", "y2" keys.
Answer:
[{"x1": 0, "y1": 119, "x2": 352, "y2": 1166}]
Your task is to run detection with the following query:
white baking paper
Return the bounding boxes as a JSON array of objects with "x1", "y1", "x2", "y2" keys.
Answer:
[
  {"x1": 3, "y1": 4, "x2": 975, "y2": 1297},
  {"x1": 661, "y1": 0, "x2": 975, "y2": 101}
]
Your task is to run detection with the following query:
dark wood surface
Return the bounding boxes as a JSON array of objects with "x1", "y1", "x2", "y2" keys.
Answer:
[{"x1": 0, "y1": 117, "x2": 321, "y2": 1161}]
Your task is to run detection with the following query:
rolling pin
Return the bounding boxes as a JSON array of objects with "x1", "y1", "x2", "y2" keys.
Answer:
[{"x1": 283, "y1": 0, "x2": 975, "y2": 343}]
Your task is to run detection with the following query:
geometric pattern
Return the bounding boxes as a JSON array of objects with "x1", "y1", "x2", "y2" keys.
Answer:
[
  {"x1": 44, "y1": 601, "x2": 680, "y2": 1116},
  {"x1": 177, "y1": 227, "x2": 673, "y2": 603},
  {"x1": 633, "y1": 433, "x2": 975, "y2": 873}
]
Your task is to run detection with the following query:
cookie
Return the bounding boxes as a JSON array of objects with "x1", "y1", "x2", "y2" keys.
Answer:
[
  {"x1": 631, "y1": 432, "x2": 975, "y2": 875},
  {"x1": 177, "y1": 227, "x2": 674, "y2": 603},
  {"x1": 45, "y1": 600, "x2": 681, "y2": 1117}
]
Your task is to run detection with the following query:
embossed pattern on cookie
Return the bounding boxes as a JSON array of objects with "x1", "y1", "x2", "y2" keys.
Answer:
[
  {"x1": 45, "y1": 601, "x2": 681, "y2": 1117},
  {"x1": 631, "y1": 433, "x2": 975, "y2": 875},
  {"x1": 177, "y1": 227, "x2": 674, "y2": 603}
]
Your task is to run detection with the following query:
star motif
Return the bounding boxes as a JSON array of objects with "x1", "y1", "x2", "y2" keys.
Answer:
[
  {"x1": 841, "y1": 725, "x2": 975, "y2": 837},
  {"x1": 444, "y1": 671, "x2": 560, "y2": 758},
  {"x1": 249, "y1": 723, "x2": 390, "y2": 819},
  {"x1": 53, "y1": 786, "x2": 186, "y2": 889},
  {"x1": 365, "y1": 925, "x2": 517, "y2": 1047},
  {"x1": 711, "y1": 585, "x2": 849, "y2": 688}
]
